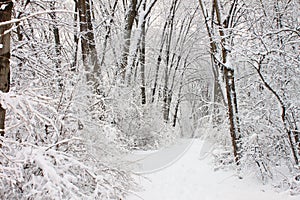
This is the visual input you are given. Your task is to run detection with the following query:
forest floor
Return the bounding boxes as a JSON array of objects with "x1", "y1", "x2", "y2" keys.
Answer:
[{"x1": 126, "y1": 139, "x2": 298, "y2": 200}]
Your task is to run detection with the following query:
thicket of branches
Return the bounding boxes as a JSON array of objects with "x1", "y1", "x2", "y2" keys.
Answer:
[{"x1": 198, "y1": 0, "x2": 300, "y2": 193}]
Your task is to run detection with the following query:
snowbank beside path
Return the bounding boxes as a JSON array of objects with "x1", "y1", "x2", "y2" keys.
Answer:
[{"x1": 127, "y1": 139, "x2": 298, "y2": 200}]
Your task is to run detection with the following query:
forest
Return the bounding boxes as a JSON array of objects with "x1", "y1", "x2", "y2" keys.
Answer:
[{"x1": 0, "y1": 0, "x2": 299, "y2": 199}]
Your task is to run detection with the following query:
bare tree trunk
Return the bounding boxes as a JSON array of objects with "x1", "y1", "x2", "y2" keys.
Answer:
[
  {"x1": 151, "y1": 22, "x2": 167, "y2": 103},
  {"x1": 49, "y1": 2, "x2": 62, "y2": 68},
  {"x1": 199, "y1": 0, "x2": 225, "y2": 125},
  {"x1": 0, "y1": 0, "x2": 13, "y2": 136},
  {"x1": 169, "y1": 7, "x2": 197, "y2": 123},
  {"x1": 120, "y1": 0, "x2": 137, "y2": 81},
  {"x1": 140, "y1": 1, "x2": 146, "y2": 104},
  {"x1": 199, "y1": 0, "x2": 241, "y2": 165},
  {"x1": 162, "y1": 0, "x2": 178, "y2": 122},
  {"x1": 173, "y1": 57, "x2": 188, "y2": 127},
  {"x1": 224, "y1": 67, "x2": 240, "y2": 164},
  {"x1": 127, "y1": 0, "x2": 157, "y2": 85},
  {"x1": 214, "y1": 0, "x2": 241, "y2": 164},
  {"x1": 71, "y1": 1, "x2": 79, "y2": 71},
  {"x1": 162, "y1": 50, "x2": 170, "y2": 121},
  {"x1": 49, "y1": 1, "x2": 63, "y2": 89},
  {"x1": 151, "y1": 0, "x2": 178, "y2": 103},
  {"x1": 77, "y1": 0, "x2": 89, "y2": 69},
  {"x1": 77, "y1": 0, "x2": 101, "y2": 89},
  {"x1": 86, "y1": 0, "x2": 101, "y2": 81},
  {"x1": 100, "y1": 0, "x2": 118, "y2": 67},
  {"x1": 290, "y1": 113, "x2": 300, "y2": 161}
]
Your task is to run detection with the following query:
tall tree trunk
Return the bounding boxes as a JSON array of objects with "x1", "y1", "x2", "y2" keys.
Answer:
[
  {"x1": 77, "y1": 0, "x2": 89, "y2": 69},
  {"x1": 78, "y1": 0, "x2": 101, "y2": 89},
  {"x1": 224, "y1": 67, "x2": 240, "y2": 164},
  {"x1": 100, "y1": 0, "x2": 118, "y2": 67},
  {"x1": 214, "y1": 0, "x2": 241, "y2": 165},
  {"x1": 127, "y1": 0, "x2": 158, "y2": 86},
  {"x1": 71, "y1": 1, "x2": 79, "y2": 71},
  {"x1": 0, "y1": 0, "x2": 13, "y2": 136},
  {"x1": 162, "y1": 0, "x2": 178, "y2": 122},
  {"x1": 169, "y1": 8, "x2": 196, "y2": 123},
  {"x1": 151, "y1": 0, "x2": 177, "y2": 103},
  {"x1": 49, "y1": 1, "x2": 63, "y2": 89},
  {"x1": 199, "y1": 0, "x2": 225, "y2": 126},
  {"x1": 86, "y1": 0, "x2": 101, "y2": 82},
  {"x1": 120, "y1": 0, "x2": 137, "y2": 81},
  {"x1": 140, "y1": 1, "x2": 146, "y2": 104},
  {"x1": 199, "y1": 0, "x2": 241, "y2": 165},
  {"x1": 173, "y1": 57, "x2": 188, "y2": 127},
  {"x1": 151, "y1": 22, "x2": 167, "y2": 103}
]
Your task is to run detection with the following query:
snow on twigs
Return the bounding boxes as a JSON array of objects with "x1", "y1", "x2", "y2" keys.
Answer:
[
  {"x1": 0, "y1": 136, "x2": 133, "y2": 199},
  {"x1": 0, "y1": 86, "x2": 134, "y2": 199}
]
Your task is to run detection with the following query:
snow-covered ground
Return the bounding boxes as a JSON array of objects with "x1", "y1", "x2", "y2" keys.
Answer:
[{"x1": 127, "y1": 139, "x2": 298, "y2": 200}]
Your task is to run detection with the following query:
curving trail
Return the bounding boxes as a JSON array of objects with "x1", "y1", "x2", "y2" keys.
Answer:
[
  {"x1": 127, "y1": 139, "x2": 298, "y2": 200},
  {"x1": 126, "y1": 139, "x2": 194, "y2": 174}
]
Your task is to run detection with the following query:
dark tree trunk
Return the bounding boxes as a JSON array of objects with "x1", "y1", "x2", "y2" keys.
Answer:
[
  {"x1": 49, "y1": 1, "x2": 63, "y2": 89},
  {"x1": 120, "y1": 0, "x2": 137, "y2": 81},
  {"x1": 139, "y1": 0, "x2": 147, "y2": 105},
  {"x1": 71, "y1": 1, "x2": 79, "y2": 71},
  {"x1": 77, "y1": 0, "x2": 101, "y2": 88},
  {"x1": 140, "y1": 19, "x2": 146, "y2": 104},
  {"x1": 151, "y1": 31, "x2": 166, "y2": 103},
  {"x1": 224, "y1": 67, "x2": 240, "y2": 164},
  {"x1": 86, "y1": 0, "x2": 101, "y2": 80},
  {"x1": 173, "y1": 58, "x2": 187, "y2": 127},
  {"x1": 100, "y1": 0, "x2": 118, "y2": 67},
  {"x1": 77, "y1": 0, "x2": 89, "y2": 68},
  {"x1": 162, "y1": 0, "x2": 178, "y2": 122},
  {"x1": 0, "y1": 0, "x2": 13, "y2": 136},
  {"x1": 199, "y1": 0, "x2": 242, "y2": 165}
]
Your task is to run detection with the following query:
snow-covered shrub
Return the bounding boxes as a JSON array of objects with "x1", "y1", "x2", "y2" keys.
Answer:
[
  {"x1": 106, "y1": 86, "x2": 177, "y2": 150},
  {"x1": 0, "y1": 79, "x2": 135, "y2": 199},
  {"x1": 0, "y1": 136, "x2": 134, "y2": 200}
]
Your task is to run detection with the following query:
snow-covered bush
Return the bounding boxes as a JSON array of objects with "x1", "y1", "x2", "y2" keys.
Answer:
[
  {"x1": 0, "y1": 136, "x2": 134, "y2": 200},
  {"x1": 0, "y1": 78, "x2": 135, "y2": 199},
  {"x1": 106, "y1": 86, "x2": 177, "y2": 150}
]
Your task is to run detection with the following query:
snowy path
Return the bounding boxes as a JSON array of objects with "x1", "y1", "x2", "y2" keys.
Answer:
[
  {"x1": 127, "y1": 139, "x2": 298, "y2": 200},
  {"x1": 126, "y1": 139, "x2": 193, "y2": 174}
]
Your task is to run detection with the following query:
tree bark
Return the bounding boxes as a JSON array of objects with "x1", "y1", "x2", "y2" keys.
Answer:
[
  {"x1": 127, "y1": 0, "x2": 157, "y2": 85},
  {"x1": 120, "y1": 0, "x2": 137, "y2": 81},
  {"x1": 199, "y1": 0, "x2": 241, "y2": 165},
  {"x1": 71, "y1": 1, "x2": 79, "y2": 71},
  {"x1": 214, "y1": 0, "x2": 241, "y2": 164},
  {"x1": 86, "y1": 0, "x2": 101, "y2": 81},
  {"x1": 77, "y1": 0, "x2": 89, "y2": 69},
  {"x1": 100, "y1": 0, "x2": 118, "y2": 67},
  {"x1": 151, "y1": 21, "x2": 167, "y2": 103},
  {"x1": 77, "y1": 0, "x2": 101, "y2": 89},
  {"x1": 49, "y1": 1, "x2": 63, "y2": 89},
  {"x1": 173, "y1": 57, "x2": 188, "y2": 127},
  {"x1": 198, "y1": 0, "x2": 225, "y2": 126},
  {"x1": 0, "y1": 0, "x2": 13, "y2": 136},
  {"x1": 140, "y1": 1, "x2": 146, "y2": 104},
  {"x1": 162, "y1": 0, "x2": 178, "y2": 122},
  {"x1": 224, "y1": 67, "x2": 240, "y2": 164}
]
